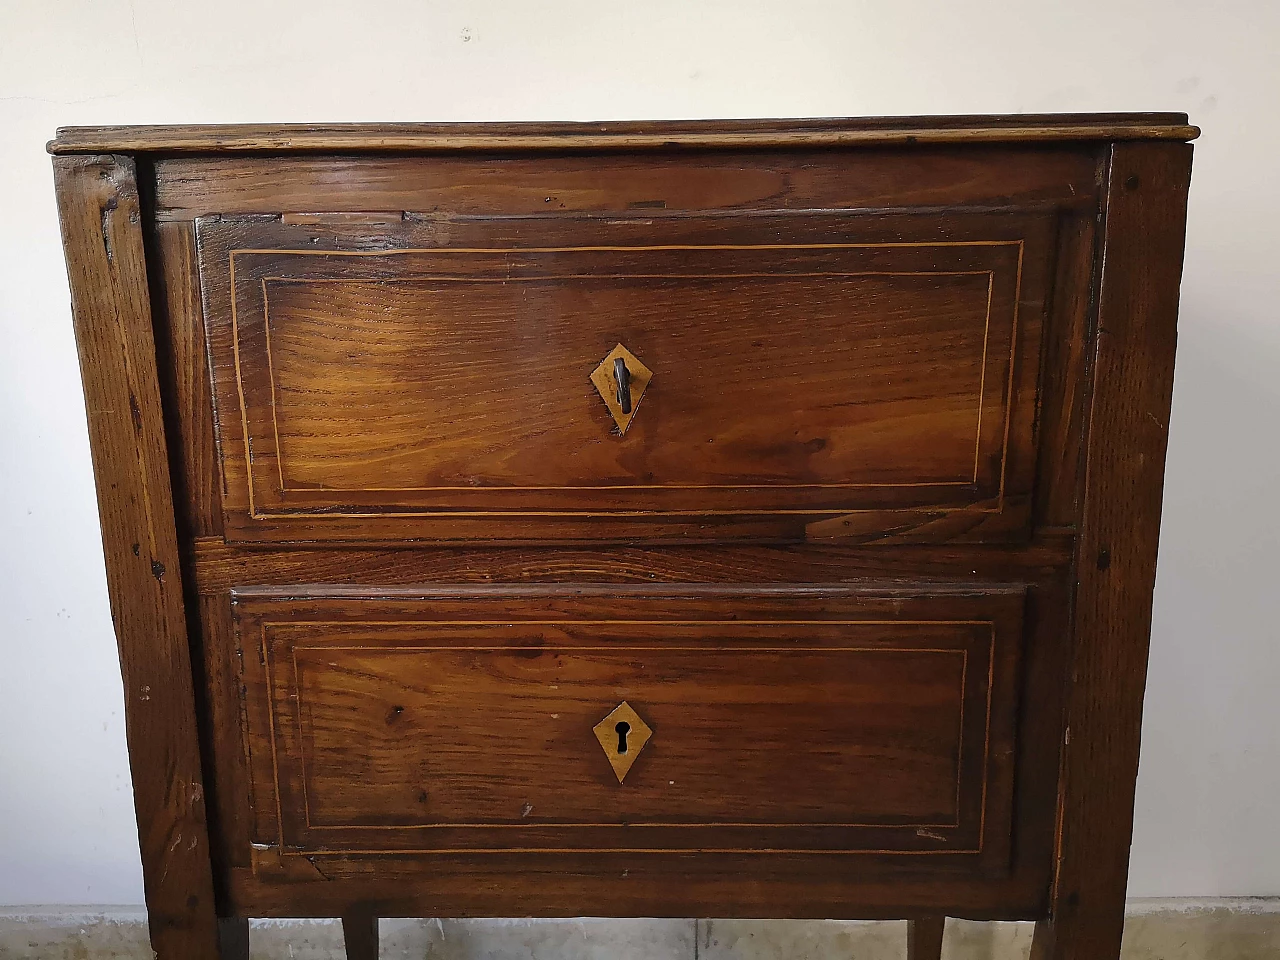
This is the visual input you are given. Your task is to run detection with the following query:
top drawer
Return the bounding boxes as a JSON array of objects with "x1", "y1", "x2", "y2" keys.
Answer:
[{"x1": 197, "y1": 210, "x2": 1055, "y2": 544}]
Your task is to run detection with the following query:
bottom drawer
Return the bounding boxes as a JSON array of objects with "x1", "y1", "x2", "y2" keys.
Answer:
[{"x1": 234, "y1": 585, "x2": 1023, "y2": 876}]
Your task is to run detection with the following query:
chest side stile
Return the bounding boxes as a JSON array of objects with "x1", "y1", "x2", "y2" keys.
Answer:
[{"x1": 53, "y1": 154, "x2": 221, "y2": 959}]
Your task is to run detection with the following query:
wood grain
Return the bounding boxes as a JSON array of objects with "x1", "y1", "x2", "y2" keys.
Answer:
[
  {"x1": 224, "y1": 853, "x2": 1047, "y2": 920},
  {"x1": 1031, "y1": 212, "x2": 1097, "y2": 527},
  {"x1": 196, "y1": 594, "x2": 253, "y2": 876},
  {"x1": 908, "y1": 916, "x2": 946, "y2": 960},
  {"x1": 341, "y1": 913, "x2": 379, "y2": 960},
  {"x1": 189, "y1": 537, "x2": 1075, "y2": 594},
  {"x1": 1029, "y1": 142, "x2": 1193, "y2": 960},
  {"x1": 48, "y1": 114, "x2": 1198, "y2": 155},
  {"x1": 195, "y1": 210, "x2": 1052, "y2": 543},
  {"x1": 235, "y1": 587, "x2": 1021, "y2": 864},
  {"x1": 53, "y1": 155, "x2": 220, "y2": 959},
  {"x1": 149, "y1": 220, "x2": 223, "y2": 538},
  {"x1": 218, "y1": 578, "x2": 1067, "y2": 920},
  {"x1": 151, "y1": 147, "x2": 1102, "y2": 221},
  {"x1": 52, "y1": 119, "x2": 1194, "y2": 956}
]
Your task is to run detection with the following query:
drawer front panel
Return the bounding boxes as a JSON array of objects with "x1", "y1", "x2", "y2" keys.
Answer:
[
  {"x1": 199, "y1": 212, "x2": 1052, "y2": 542},
  {"x1": 235, "y1": 586, "x2": 1023, "y2": 873}
]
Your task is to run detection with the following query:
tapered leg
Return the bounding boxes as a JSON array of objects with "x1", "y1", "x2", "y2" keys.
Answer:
[
  {"x1": 342, "y1": 913, "x2": 380, "y2": 960},
  {"x1": 907, "y1": 917, "x2": 945, "y2": 960},
  {"x1": 217, "y1": 918, "x2": 249, "y2": 960},
  {"x1": 1029, "y1": 914, "x2": 1126, "y2": 960}
]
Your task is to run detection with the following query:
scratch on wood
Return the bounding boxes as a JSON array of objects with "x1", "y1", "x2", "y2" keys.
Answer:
[
  {"x1": 100, "y1": 194, "x2": 117, "y2": 264},
  {"x1": 128, "y1": 391, "x2": 143, "y2": 432}
]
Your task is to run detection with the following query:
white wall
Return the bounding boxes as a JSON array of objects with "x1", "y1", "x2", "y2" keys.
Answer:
[{"x1": 1, "y1": 0, "x2": 1276, "y2": 905}]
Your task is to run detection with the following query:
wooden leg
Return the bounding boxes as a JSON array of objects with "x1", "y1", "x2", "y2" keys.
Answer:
[
  {"x1": 1030, "y1": 918, "x2": 1056, "y2": 960},
  {"x1": 907, "y1": 917, "x2": 945, "y2": 960},
  {"x1": 217, "y1": 918, "x2": 249, "y2": 960},
  {"x1": 1029, "y1": 912, "x2": 1128, "y2": 960},
  {"x1": 342, "y1": 913, "x2": 380, "y2": 960}
]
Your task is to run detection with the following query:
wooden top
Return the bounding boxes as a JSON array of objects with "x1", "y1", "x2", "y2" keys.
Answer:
[{"x1": 48, "y1": 113, "x2": 1198, "y2": 155}]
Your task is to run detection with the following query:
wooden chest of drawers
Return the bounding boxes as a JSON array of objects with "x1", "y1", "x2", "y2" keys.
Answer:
[{"x1": 50, "y1": 115, "x2": 1196, "y2": 960}]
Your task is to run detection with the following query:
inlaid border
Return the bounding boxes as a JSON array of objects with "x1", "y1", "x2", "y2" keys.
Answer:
[
  {"x1": 227, "y1": 241, "x2": 1023, "y2": 519},
  {"x1": 257, "y1": 618, "x2": 997, "y2": 856}
]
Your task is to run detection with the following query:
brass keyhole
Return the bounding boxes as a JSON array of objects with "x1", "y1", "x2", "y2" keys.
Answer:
[
  {"x1": 615, "y1": 721, "x2": 631, "y2": 754},
  {"x1": 594, "y1": 702, "x2": 651, "y2": 783}
]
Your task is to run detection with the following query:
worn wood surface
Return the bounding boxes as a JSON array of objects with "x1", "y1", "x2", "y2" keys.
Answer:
[
  {"x1": 150, "y1": 222, "x2": 247, "y2": 900},
  {"x1": 216, "y1": 917, "x2": 248, "y2": 960},
  {"x1": 53, "y1": 155, "x2": 220, "y2": 959},
  {"x1": 189, "y1": 536, "x2": 1075, "y2": 593},
  {"x1": 1028, "y1": 143, "x2": 1192, "y2": 960},
  {"x1": 1032, "y1": 213, "x2": 1097, "y2": 528},
  {"x1": 212, "y1": 580, "x2": 1061, "y2": 917},
  {"x1": 196, "y1": 594, "x2": 253, "y2": 877},
  {"x1": 150, "y1": 220, "x2": 223, "y2": 538},
  {"x1": 152, "y1": 147, "x2": 1102, "y2": 221},
  {"x1": 234, "y1": 586, "x2": 1021, "y2": 865},
  {"x1": 341, "y1": 913, "x2": 379, "y2": 960},
  {"x1": 54, "y1": 119, "x2": 1193, "y2": 954},
  {"x1": 225, "y1": 855, "x2": 1046, "y2": 920},
  {"x1": 48, "y1": 114, "x2": 1198, "y2": 155},
  {"x1": 195, "y1": 209, "x2": 1051, "y2": 543},
  {"x1": 908, "y1": 916, "x2": 946, "y2": 960}
]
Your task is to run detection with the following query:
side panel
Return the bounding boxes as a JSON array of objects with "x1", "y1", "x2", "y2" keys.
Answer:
[
  {"x1": 53, "y1": 155, "x2": 220, "y2": 958},
  {"x1": 1031, "y1": 142, "x2": 1193, "y2": 960}
]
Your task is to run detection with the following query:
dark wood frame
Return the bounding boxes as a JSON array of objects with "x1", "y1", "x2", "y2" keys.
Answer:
[
  {"x1": 1030, "y1": 140, "x2": 1193, "y2": 960},
  {"x1": 50, "y1": 117, "x2": 1194, "y2": 960},
  {"x1": 54, "y1": 154, "x2": 221, "y2": 958}
]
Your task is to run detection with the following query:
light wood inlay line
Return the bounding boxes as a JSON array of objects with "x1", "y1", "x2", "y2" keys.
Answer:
[
  {"x1": 256, "y1": 610, "x2": 997, "y2": 848},
  {"x1": 284, "y1": 643, "x2": 972, "y2": 833},
  {"x1": 225, "y1": 244, "x2": 1024, "y2": 522},
  {"x1": 231, "y1": 240, "x2": 1027, "y2": 257},
  {"x1": 249, "y1": 266, "x2": 1004, "y2": 496}
]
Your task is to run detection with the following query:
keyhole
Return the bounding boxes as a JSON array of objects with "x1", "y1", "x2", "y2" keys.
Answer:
[{"x1": 615, "y1": 720, "x2": 631, "y2": 754}]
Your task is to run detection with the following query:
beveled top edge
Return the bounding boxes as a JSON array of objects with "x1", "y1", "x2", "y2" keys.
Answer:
[{"x1": 48, "y1": 113, "x2": 1199, "y2": 154}]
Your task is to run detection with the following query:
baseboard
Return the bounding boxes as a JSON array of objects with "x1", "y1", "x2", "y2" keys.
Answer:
[{"x1": 0, "y1": 900, "x2": 1276, "y2": 959}]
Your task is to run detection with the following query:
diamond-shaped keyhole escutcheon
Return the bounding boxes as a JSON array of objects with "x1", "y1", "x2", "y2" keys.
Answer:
[
  {"x1": 590, "y1": 344, "x2": 652, "y2": 435},
  {"x1": 592, "y1": 701, "x2": 653, "y2": 783}
]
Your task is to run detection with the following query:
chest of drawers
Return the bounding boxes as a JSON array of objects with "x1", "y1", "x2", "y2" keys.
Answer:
[{"x1": 50, "y1": 115, "x2": 1196, "y2": 960}]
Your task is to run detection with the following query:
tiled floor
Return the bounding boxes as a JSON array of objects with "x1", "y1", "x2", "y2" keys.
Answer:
[{"x1": 1, "y1": 905, "x2": 1277, "y2": 959}]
